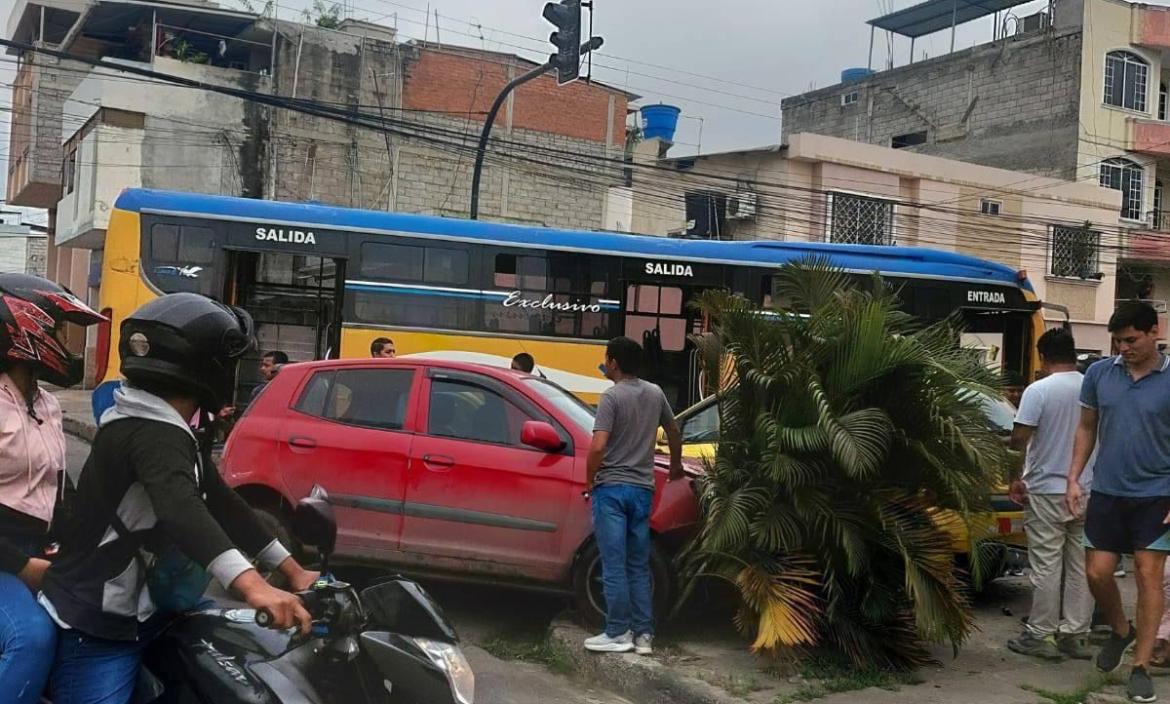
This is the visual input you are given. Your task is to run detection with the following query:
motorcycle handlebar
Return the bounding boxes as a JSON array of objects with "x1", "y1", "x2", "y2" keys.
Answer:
[{"x1": 255, "y1": 608, "x2": 275, "y2": 628}]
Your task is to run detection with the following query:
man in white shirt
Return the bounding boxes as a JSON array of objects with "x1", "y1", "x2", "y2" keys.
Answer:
[{"x1": 1007, "y1": 328, "x2": 1095, "y2": 661}]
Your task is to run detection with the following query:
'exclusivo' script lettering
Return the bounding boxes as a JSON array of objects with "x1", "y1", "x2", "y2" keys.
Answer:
[{"x1": 502, "y1": 290, "x2": 601, "y2": 313}]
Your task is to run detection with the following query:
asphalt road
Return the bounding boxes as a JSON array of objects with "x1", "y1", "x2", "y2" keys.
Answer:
[{"x1": 64, "y1": 434, "x2": 631, "y2": 704}]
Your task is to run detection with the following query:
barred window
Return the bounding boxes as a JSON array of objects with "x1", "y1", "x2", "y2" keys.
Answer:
[
  {"x1": 1104, "y1": 51, "x2": 1148, "y2": 112},
  {"x1": 1050, "y1": 226, "x2": 1101, "y2": 279},
  {"x1": 1099, "y1": 157, "x2": 1144, "y2": 221},
  {"x1": 827, "y1": 192, "x2": 895, "y2": 245}
]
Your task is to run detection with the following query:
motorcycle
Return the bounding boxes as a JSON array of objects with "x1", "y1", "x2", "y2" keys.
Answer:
[{"x1": 133, "y1": 491, "x2": 475, "y2": 704}]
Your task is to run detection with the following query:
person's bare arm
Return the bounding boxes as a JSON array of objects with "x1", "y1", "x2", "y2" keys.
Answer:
[
  {"x1": 586, "y1": 431, "x2": 609, "y2": 491},
  {"x1": 1008, "y1": 423, "x2": 1034, "y2": 505},
  {"x1": 1066, "y1": 407, "x2": 1098, "y2": 517}
]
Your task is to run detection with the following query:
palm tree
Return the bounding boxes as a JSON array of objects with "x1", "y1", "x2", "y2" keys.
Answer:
[{"x1": 679, "y1": 260, "x2": 1009, "y2": 670}]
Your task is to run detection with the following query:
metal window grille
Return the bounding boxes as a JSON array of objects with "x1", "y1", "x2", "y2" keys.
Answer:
[
  {"x1": 827, "y1": 192, "x2": 895, "y2": 245},
  {"x1": 1099, "y1": 158, "x2": 1144, "y2": 221},
  {"x1": 1105, "y1": 51, "x2": 1149, "y2": 112},
  {"x1": 1049, "y1": 226, "x2": 1101, "y2": 279}
]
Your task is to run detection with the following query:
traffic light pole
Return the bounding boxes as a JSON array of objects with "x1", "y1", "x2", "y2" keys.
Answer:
[
  {"x1": 468, "y1": 60, "x2": 552, "y2": 221},
  {"x1": 469, "y1": 37, "x2": 602, "y2": 220}
]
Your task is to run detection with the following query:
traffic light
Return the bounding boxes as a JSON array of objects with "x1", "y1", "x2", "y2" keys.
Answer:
[{"x1": 543, "y1": 0, "x2": 581, "y2": 85}]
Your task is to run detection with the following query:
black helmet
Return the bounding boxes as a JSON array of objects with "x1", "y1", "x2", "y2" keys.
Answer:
[
  {"x1": 0, "y1": 272, "x2": 106, "y2": 387},
  {"x1": 119, "y1": 293, "x2": 255, "y2": 410}
]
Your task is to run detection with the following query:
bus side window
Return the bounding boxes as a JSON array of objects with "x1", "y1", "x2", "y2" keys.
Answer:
[{"x1": 144, "y1": 222, "x2": 218, "y2": 296}]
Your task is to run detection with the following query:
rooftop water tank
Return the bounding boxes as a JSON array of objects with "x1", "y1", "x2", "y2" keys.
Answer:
[
  {"x1": 641, "y1": 104, "x2": 681, "y2": 142},
  {"x1": 841, "y1": 67, "x2": 875, "y2": 84}
]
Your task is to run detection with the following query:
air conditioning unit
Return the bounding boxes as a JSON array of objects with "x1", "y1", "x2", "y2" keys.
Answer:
[
  {"x1": 1017, "y1": 11, "x2": 1049, "y2": 36},
  {"x1": 727, "y1": 192, "x2": 758, "y2": 220}
]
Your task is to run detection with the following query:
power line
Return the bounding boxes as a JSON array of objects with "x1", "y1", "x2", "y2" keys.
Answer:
[{"x1": 1, "y1": 36, "x2": 1155, "y2": 260}]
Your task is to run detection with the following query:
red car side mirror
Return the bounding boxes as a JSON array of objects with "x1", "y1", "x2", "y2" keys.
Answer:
[{"x1": 521, "y1": 420, "x2": 565, "y2": 452}]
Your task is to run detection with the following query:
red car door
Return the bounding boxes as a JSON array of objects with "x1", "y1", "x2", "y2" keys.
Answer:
[
  {"x1": 277, "y1": 365, "x2": 418, "y2": 560},
  {"x1": 399, "y1": 368, "x2": 576, "y2": 582}
]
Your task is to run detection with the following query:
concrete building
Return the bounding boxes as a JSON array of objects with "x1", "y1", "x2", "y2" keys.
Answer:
[
  {"x1": 4, "y1": 0, "x2": 632, "y2": 382},
  {"x1": 780, "y1": 0, "x2": 1170, "y2": 345},
  {"x1": 0, "y1": 211, "x2": 47, "y2": 276},
  {"x1": 628, "y1": 132, "x2": 1126, "y2": 352}
]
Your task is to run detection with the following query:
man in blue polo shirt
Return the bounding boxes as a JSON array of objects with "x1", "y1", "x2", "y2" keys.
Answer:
[{"x1": 1067, "y1": 302, "x2": 1170, "y2": 703}]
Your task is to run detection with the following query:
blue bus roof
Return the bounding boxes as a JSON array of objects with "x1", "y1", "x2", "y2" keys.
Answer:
[{"x1": 115, "y1": 188, "x2": 1032, "y2": 292}]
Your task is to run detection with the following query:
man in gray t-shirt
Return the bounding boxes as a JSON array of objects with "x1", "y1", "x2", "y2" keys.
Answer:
[{"x1": 583, "y1": 336, "x2": 682, "y2": 656}]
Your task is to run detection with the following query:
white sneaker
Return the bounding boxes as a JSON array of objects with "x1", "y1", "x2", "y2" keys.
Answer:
[
  {"x1": 584, "y1": 631, "x2": 634, "y2": 653},
  {"x1": 634, "y1": 634, "x2": 653, "y2": 655}
]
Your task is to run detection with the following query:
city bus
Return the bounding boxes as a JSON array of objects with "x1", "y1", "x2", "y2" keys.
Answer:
[{"x1": 92, "y1": 188, "x2": 1049, "y2": 408}]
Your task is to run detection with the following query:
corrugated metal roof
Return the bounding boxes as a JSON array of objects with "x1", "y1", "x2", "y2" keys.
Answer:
[{"x1": 868, "y1": 0, "x2": 1034, "y2": 38}]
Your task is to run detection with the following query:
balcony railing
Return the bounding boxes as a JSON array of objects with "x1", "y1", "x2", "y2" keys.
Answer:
[{"x1": 1147, "y1": 210, "x2": 1170, "y2": 231}]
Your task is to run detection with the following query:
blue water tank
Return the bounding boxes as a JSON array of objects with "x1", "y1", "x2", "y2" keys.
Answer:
[
  {"x1": 641, "y1": 104, "x2": 681, "y2": 142},
  {"x1": 841, "y1": 67, "x2": 875, "y2": 84}
]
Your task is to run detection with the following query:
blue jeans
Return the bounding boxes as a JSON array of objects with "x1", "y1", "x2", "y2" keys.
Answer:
[
  {"x1": 591, "y1": 483, "x2": 654, "y2": 638},
  {"x1": 48, "y1": 615, "x2": 169, "y2": 704},
  {"x1": 0, "y1": 536, "x2": 56, "y2": 704},
  {"x1": 0, "y1": 572, "x2": 57, "y2": 704}
]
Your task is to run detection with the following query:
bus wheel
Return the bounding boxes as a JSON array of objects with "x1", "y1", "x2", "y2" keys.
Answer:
[{"x1": 571, "y1": 541, "x2": 673, "y2": 628}]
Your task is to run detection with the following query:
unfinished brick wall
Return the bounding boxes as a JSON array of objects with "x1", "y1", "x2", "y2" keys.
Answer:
[{"x1": 401, "y1": 45, "x2": 627, "y2": 146}]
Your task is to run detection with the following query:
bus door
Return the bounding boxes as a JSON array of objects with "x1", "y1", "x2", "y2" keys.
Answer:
[
  {"x1": 621, "y1": 259, "x2": 722, "y2": 410},
  {"x1": 227, "y1": 251, "x2": 346, "y2": 402}
]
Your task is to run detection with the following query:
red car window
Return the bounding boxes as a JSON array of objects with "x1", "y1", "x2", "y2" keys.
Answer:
[
  {"x1": 295, "y1": 368, "x2": 413, "y2": 431},
  {"x1": 427, "y1": 379, "x2": 533, "y2": 445}
]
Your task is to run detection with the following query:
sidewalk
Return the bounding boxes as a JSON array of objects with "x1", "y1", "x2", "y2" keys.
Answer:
[
  {"x1": 53, "y1": 387, "x2": 98, "y2": 442},
  {"x1": 551, "y1": 576, "x2": 1143, "y2": 704}
]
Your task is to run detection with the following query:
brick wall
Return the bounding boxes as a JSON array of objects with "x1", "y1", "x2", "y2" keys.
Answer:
[
  {"x1": 781, "y1": 30, "x2": 1084, "y2": 179},
  {"x1": 401, "y1": 45, "x2": 626, "y2": 146},
  {"x1": 269, "y1": 29, "x2": 624, "y2": 229}
]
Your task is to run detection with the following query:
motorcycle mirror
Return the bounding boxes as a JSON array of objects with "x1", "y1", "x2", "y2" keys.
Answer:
[{"x1": 293, "y1": 495, "x2": 337, "y2": 557}]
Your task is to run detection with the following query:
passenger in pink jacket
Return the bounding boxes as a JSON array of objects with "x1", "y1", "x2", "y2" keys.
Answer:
[{"x1": 0, "y1": 274, "x2": 104, "y2": 703}]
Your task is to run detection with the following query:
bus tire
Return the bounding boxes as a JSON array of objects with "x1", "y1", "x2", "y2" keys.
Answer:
[{"x1": 571, "y1": 540, "x2": 673, "y2": 628}]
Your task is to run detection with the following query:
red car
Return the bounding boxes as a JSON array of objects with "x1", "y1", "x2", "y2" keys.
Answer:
[{"x1": 221, "y1": 358, "x2": 700, "y2": 621}]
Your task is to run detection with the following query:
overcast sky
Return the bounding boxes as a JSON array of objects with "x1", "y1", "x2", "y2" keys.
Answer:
[{"x1": 0, "y1": 0, "x2": 1054, "y2": 218}]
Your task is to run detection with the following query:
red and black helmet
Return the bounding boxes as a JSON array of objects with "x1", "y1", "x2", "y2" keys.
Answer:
[{"x1": 0, "y1": 273, "x2": 106, "y2": 388}]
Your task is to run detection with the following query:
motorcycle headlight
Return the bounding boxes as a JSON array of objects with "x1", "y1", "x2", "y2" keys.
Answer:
[{"x1": 413, "y1": 637, "x2": 475, "y2": 704}]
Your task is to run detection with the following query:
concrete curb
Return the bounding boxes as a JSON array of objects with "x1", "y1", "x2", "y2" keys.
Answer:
[
  {"x1": 549, "y1": 616, "x2": 747, "y2": 704},
  {"x1": 61, "y1": 414, "x2": 97, "y2": 443}
]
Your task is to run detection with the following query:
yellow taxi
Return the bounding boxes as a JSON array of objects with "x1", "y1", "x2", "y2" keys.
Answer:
[{"x1": 662, "y1": 392, "x2": 1027, "y2": 585}]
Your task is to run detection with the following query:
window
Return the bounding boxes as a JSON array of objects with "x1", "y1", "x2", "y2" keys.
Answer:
[
  {"x1": 827, "y1": 192, "x2": 895, "y2": 245},
  {"x1": 62, "y1": 150, "x2": 76, "y2": 195},
  {"x1": 1104, "y1": 51, "x2": 1149, "y2": 112},
  {"x1": 980, "y1": 199, "x2": 1002, "y2": 216},
  {"x1": 1156, "y1": 180, "x2": 1165, "y2": 230},
  {"x1": 351, "y1": 242, "x2": 475, "y2": 329},
  {"x1": 625, "y1": 285, "x2": 687, "y2": 352},
  {"x1": 891, "y1": 131, "x2": 927, "y2": 149},
  {"x1": 1160, "y1": 83, "x2": 1168, "y2": 121},
  {"x1": 841, "y1": 90, "x2": 859, "y2": 107},
  {"x1": 679, "y1": 400, "x2": 719, "y2": 443},
  {"x1": 521, "y1": 377, "x2": 593, "y2": 435},
  {"x1": 359, "y1": 243, "x2": 424, "y2": 281},
  {"x1": 1099, "y1": 157, "x2": 1144, "y2": 221},
  {"x1": 144, "y1": 222, "x2": 218, "y2": 296},
  {"x1": 294, "y1": 371, "x2": 334, "y2": 416},
  {"x1": 352, "y1": 290, "x2": 476, "y2": 329},
  {"x1": 296, "y1": 368, "x2": 413, "y2": 430},
  {"x1": 1049, "y1": 225, "x2": 1101, "y2": 279},
  {"x1": 424, "y1": 248, "x2": 469, "y2": 285},
  {"x1": 485, "y1": 252, "x2": 615, "y2": 340},
  {"x1": 428, "y1": 379, "x2": 533, "y2": 445}
]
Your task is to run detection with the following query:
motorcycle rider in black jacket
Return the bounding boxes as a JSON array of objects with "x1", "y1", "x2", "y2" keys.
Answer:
[{"x1": 41, "y1": 293, "x2": 318, "y2": 704}]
